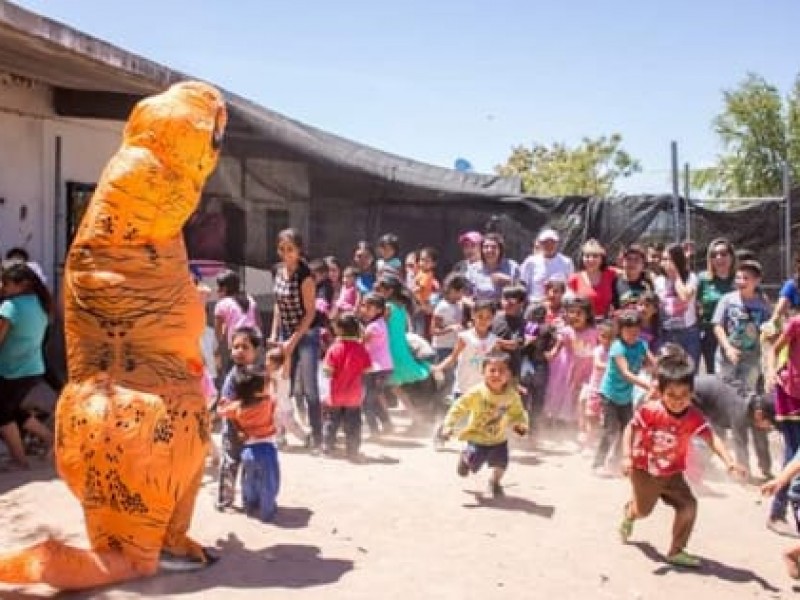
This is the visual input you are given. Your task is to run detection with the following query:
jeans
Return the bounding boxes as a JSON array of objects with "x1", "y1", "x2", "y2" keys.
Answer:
[
  {"x1": 593, "y1": 400, "x2": 633, "y2": 469},
  {"x1": 323, "y1": 405, "x2": 362, "y2": 456},
  {"x1": 770, "y1": 420, "x2": 800, "y2": 521},
  {"x1": 290, "y1": 329, "x2": 322, "y2": 446},
  {"x1": 699, "y1": 324, "x2": 718, "y2": 375},
  {"x1": 217, "y1": 419, "x2": 243, "y2": 507},
  {"x1": 363, "y1": 371, "x2": 392, "y2": 434},
  {"x1": 241, "y1": 442, "x2": 280, "y2": 522},
  {"x1": 661, "y1": 325, "x2": 701, "y2": 371},
  {"x1": 716, "y1": 354, "x2": 761, "y2": 392}
]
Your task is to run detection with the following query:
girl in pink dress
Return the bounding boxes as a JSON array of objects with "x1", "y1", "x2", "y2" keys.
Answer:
[{"x1": 566, "y1": 297, "x2": 599, "y2": 444}]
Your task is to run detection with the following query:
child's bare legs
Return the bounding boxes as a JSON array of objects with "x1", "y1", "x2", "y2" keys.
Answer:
[
  {"x1": 489, "y1": 466, "x2": 505, "y2": 497},
  {"x1": 783, "y1": 546, "x2": 800, "y2": 579},
  {"x1": 622, "y1": 470, "x2": 699, "y2": 565},
  {"x1": 392, "y1": 386, "x2": 420, "y2": 427}
]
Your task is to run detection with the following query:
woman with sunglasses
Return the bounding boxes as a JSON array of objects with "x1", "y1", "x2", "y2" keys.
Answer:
[{"x1": 697, "y1": 238, "x2": 736, "y2": 374}]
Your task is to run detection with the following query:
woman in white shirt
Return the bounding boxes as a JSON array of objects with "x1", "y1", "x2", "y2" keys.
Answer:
[{"x1": 654, "y1": 243, "x2": 700, "y2": 368}]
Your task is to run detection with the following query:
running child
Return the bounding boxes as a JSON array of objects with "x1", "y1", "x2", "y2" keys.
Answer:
[
  {"x1": 217, "y1": 366, "x2": 280, "y2": 522},
  {"x1": 592, "y1": 310, "x2": 655, "y2": 476},
  {"x1": 439, "y1": 352, "x2": 529, "y2": 497},
  {"x1": 433, "y1": 300, "x2": 499, "y2": 447},
  {"x1": 619, "y1": 353, "x2": 745, "y2": 567}
]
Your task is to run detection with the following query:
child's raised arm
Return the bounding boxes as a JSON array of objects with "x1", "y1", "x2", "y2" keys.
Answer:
[{"x1": 434, "y1": 334, "x2": 466, "y2": 372}]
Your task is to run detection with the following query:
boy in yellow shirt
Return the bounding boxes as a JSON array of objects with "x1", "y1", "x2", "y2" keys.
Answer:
[{"x1": 440, "y1": 352, "x2": 529, "y2": 497}]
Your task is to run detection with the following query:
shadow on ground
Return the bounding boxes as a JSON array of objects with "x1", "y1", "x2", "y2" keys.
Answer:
[
  {"x1": 630, "y1": 541, "x2": 779, "y2": 592},
  {"x1": 462, "y1": 490, "x2": 556, "y2": 518},
  {"x1": 3, "y1": 535, "x2": 355, "y2": 599}
]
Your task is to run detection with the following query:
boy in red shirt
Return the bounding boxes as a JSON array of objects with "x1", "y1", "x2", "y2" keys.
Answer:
[
  {"x1": 322, "y1": 312, "x2": 373, "y2": 459},
  {"x1": 619, "y1": 349, "x2": 746, "y2": 567}
]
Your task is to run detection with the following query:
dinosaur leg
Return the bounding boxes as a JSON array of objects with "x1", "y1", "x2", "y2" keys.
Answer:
[
  {"x1": 0, "y1": 538, "x2": 149, "y2": 590},
  {"x1": 161, "y1": 461, "x2": 207, "y2": 562}
]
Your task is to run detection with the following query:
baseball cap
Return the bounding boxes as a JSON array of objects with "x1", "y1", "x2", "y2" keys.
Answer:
[
  {"x1": 536, "y1": 228, "x2": 559, "y2": 243},
  {"x1": 458, "y1": 231, "x2": 482, "y2": 245}
]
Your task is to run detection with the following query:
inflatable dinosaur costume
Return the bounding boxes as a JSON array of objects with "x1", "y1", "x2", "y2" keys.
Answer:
[{"x1": 0, "y1": 81, "x2": 226, "y2": 590}]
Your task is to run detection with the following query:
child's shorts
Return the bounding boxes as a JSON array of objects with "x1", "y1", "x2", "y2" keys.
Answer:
[{"x1": 462, "y1": 440, "x2": 509, "y2": 472}]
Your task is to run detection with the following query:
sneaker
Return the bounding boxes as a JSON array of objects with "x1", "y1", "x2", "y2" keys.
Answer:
[
  {"x1": 667, "y1": 550, "x2": 701, "y2": 568},
  {"x1": 767, "y1": 518, "x2": 798, "y2": 538},
  {"x1": 489, "y1": 481, "x2": 505, "y2": 498},
  {"x1": 457, "y1": 456, "x2": 469, "y2": 477},
  {"x1": 619, "y1": 505, "x2": 634, "y2": 543}
]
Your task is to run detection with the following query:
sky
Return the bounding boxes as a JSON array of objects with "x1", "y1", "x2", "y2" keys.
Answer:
[{"x1": 14, "y1": 0, "x2": 800, "y2": 193}]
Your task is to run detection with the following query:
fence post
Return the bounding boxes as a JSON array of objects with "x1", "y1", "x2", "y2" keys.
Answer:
[
  {"x1": 683, "y1": 162, "x2": 691, "y2": 242},
  {"x1": 785, "y1": 161, "x2": 793, "y2": 281},
  {"x1": 671, "y1": 141, "x2": 680, "y2": 242}
]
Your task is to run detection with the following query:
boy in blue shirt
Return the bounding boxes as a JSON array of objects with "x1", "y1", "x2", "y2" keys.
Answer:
[{"x1": 592, "y1": 310, "x2": 655, "y2": 476}]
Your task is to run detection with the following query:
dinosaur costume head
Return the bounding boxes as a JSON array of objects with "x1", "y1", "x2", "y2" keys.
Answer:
[
  {"x1": 75, "y1": 81, "x2": 226, "y2": 246},
  {"x1": 0, "y1": 81, "x2": 228, "y2": 591}
]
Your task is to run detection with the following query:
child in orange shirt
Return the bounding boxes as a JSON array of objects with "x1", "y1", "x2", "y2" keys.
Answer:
[
  {"x1": 217, "y1": 366, "x2": 280, "y2": 522},
  {"x1": 413, "y1": 246, "x2": 440, "y2": 338}
]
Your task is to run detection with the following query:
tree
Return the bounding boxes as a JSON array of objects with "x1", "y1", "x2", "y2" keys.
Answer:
[
  {"x1": 495, "y1": 134, "x2": 641, "y2": 197},
  {"x1": 692, "y1": 73, "x2": 800, "y2": 198}
]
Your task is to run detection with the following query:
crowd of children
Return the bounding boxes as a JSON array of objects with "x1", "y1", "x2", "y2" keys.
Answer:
[{"x1": 147, "y1": 229, "x2": 800, "y2": 578}]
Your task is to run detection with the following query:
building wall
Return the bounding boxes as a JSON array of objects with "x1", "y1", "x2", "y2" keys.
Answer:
[{"x1": 0, "y1": 75, "x2": 122, "y2": 291}]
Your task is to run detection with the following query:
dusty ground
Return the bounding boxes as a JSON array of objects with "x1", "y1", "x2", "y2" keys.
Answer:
[{"x1": 0, "y1": 415, "x2": 797, "y2": 600}]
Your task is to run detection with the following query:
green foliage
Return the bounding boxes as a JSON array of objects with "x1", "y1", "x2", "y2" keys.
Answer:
[
  {"x1": 693, "y1": 73, "x2": 798, "y2": 198},
  {"x1": 495, "y1": 134, "x2": 641, "y2": 197}
]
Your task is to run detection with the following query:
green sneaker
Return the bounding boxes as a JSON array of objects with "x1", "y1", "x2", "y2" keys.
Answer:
[
  {"x1": 667, "y1": 550, "x2": 701, "y2": 568},
  {"x1": 619, "y1": 506, "x2": 634, "y2": 543}
]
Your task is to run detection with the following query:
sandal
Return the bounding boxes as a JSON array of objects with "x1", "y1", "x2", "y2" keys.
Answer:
[
  {"x1": 619, "y1": 505, "x2": 634, "y2": 543},
  {"x1": 667, "y1": 550, "x2": 701, "y2": 568},
  {"x1": 783, "y1": 552, "x2": 800, "y2": 580}
]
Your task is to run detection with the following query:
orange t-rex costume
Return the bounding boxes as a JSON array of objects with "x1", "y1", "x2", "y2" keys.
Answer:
[{"x1": 0, "y1": 81, "x2": 227, "y2": 590}]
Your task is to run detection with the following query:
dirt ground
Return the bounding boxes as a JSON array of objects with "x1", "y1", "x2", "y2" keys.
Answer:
[{"x1": 0, "y1": 414, "x2": 798, "y2": 600}]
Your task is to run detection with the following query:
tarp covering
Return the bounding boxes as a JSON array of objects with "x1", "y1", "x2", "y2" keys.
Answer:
[{"x1": 187, "y1": 183, "x2": 797, "y2": 288}]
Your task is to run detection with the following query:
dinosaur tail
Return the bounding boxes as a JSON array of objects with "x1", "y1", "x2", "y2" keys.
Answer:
[{"x1": 0, "y1": 538, "x2": 148, "y2": 590}]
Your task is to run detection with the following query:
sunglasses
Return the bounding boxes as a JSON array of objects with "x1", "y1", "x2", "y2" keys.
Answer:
[{"x1": 711, "y1": 250, "x2": 730, "y2": 258}]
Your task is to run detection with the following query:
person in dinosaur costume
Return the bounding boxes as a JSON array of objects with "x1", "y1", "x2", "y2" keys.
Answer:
[{"x1": 0, "y1": 80, "x2": 227, "y2": 590}]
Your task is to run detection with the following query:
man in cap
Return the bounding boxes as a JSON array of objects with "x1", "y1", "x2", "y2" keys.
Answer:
[{"x1": 519, "y1": 228, "x2": 574, "y2": 302}]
